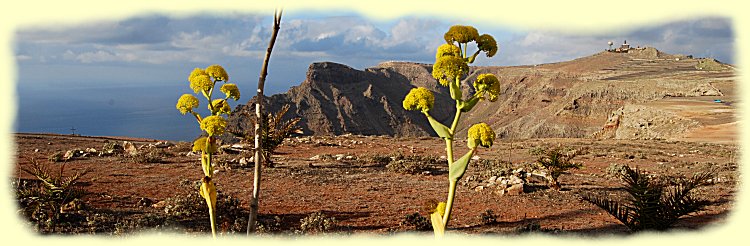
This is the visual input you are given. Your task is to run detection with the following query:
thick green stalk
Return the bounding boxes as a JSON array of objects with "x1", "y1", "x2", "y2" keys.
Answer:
[
  {"x1": 208, "y1": 207, "x2": 216, "y2": 238},
  {"x1": 439, "y1": 77, "x2": 466, "y2": 231},
  {"x1": 441, "y1": 180, "x2": 458, "y2": 226}
]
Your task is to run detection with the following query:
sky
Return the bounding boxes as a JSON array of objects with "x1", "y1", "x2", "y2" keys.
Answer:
[{"x1": 8, "y1": 10, "x2": 736, "y2": 140}]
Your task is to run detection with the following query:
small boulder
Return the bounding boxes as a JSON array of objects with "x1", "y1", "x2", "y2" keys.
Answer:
[
  {"x1": 123, "y1": 141, "x2": 138, "y2": 156},
  {"x1": 153, "y1": 141, "x2": 174, "y2": 148},
  {"x1": 505, "y1": 183, "x2": 525, "y2": 196}
]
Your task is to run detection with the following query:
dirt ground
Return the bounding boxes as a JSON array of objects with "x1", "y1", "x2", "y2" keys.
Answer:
[{"x1": 10, "y1": 132, "x2": 739, "y2": 236}]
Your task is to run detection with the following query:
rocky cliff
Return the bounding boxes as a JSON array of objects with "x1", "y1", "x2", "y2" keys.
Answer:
[{"x1": 227, "y1": 47, "x2": 736, "y2": 141}]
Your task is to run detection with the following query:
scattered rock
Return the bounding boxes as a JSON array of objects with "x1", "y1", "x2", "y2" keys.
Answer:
[
  {"x1": 505, "y1": 183, "x2": 525, "y2": 196},
  {"x1": 239, "y1": 157, "x2": 253, "y2": 166},
  {"x1": 63, "y1": 149, "x2": 84, "y2": 160},
  {"x1": 474, "y1": 186, "x2": 485, "y2": 192},
  {"x1": 310, "y1": 155, "x2": 320, "y2": 160},
  {"x1": 123, "y1": 141, "x2": 138, "y2": 156},
  {"x1": 509, "y1": 175, "x2": 525, "y2": 185},
  {"x1": 151, "y1": 200, "x2": 167, "y2": 208},
  {"x1": 153, "y1": 141, "x2": 174, "y2": 148}
]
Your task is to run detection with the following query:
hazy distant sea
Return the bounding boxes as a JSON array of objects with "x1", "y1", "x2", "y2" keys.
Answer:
[{"x1": 15, "y1": 84, "x2": 232, "y2": 141}]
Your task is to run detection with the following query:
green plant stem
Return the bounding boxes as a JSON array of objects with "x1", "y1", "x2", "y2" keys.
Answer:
[
  {"x1": 208, "y1": 207, "x2": 216, "y2": 238},
  {"x1": 439, "y1": 92, "x2": 466, "y2": 231},
  {"x1": 441, "y1": 180, "x2": 458, "y2": 226},
  {"x1": 450, "y1": 104, "x2": 463, "y2": 132}
]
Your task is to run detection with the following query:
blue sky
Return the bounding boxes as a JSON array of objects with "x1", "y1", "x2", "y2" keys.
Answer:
[{"x1": 9, "y1": 11, "x2": 736, "y2": 140}]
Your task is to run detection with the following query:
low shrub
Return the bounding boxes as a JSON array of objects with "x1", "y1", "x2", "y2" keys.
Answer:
[
  {"x1": 298, "y1": 211, "x2": 336, "y2": 234},
  {"x1": 531, "y1": 146, "x2": 583, "y2": 190},
  {"x1": 16, "y1": 158, "x2": 89, "y2": 233},
  {"x1": 581, "y1": 165, "x2": 715, "y2": 231},
  {"x1": 401, "y1": 212, "x2": 431, "y2": 231}
]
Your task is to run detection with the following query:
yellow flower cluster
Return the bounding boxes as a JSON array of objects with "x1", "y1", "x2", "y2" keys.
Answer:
[
  {"x1": 444, "y1": 25, "x2": 479, "y2": 44},
  {"x1": 220, "y1": 83, "x2": 241, "y2": 101},
  {"x1": 192, "y1": 136, "x2": 218, "y2": 153},
  {"x1": 473, "y1": 74, "x2": 501, "y2": 102},
  {"x1": 477, "y1": 34, "x2": 498, "y2": 57},
  {"x1": 467, "y1": 123, "x2": 495, "y2": 148},
  {"x1": 200, "y1": 115, "x2": 227, "y2": 136},
  {"x1": 432, "y1": 56, "x2": 469, "y2": 86},
  {"x1": 402, "y1": 87, "x2": 435, "y2": 112},
  {"x1": 436, "y1": 44, "x2": 461, "y2": 59},
  {"x1": 189, "y1": 68, "x2": 213, "y2": 94},
  {"x1": 176, "y1": 94, "x2": 199, "y2": 115},
  {"x1": 206, "y1": 64, "x2": 229, "y2": 82},
  {"x1": 210, "y1": 99, "x2": 232, "y2": 115}
]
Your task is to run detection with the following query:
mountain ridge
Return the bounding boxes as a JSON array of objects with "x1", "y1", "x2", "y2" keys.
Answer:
[{"x1": 227, "y1": 47, "x2": 736, "y2": 142}]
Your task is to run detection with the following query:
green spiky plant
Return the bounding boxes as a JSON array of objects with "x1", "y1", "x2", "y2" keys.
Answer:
[
  {"x1": 176, "y1": 64, "x2": 239, "y2": 238},
  {"x1": 16, "y1": 158, "x2": 88, "y2": 230},
  {"x1": 532, "y1": 146, "x2": 583, "y2": 190},
  {"x1": 581, "y1": 165, "x2": 714, "y2": 231},
  {"x1": 230, "y1": 104, "x2": 302, "y2": 167},
  {"x1": 402, "y1": 25, "x2": 500, "y2": 237}
]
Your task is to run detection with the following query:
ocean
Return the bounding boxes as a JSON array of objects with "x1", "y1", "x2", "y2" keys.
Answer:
[{"x1": 14, "y1": 84, "x2": 247, "y2": 142}]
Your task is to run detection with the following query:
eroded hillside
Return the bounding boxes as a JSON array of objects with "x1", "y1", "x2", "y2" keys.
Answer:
[{"x1": 227, "y1": 48, "x2": 736, "y2": 143}]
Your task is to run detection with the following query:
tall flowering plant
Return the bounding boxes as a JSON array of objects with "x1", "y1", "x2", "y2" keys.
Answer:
[
  {"x1": 402, "y1": 25, "x2": 500, "y2": 237},
  {"x1": 176, "y1": 64, "x2": 240, "y2": 238}
]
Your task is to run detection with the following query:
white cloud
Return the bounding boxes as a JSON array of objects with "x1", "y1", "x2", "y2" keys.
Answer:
[
  {"x1": 15, "y1": 55, "x2": 32, "y2": 61},
  {"x1": 14, "y1": 14, "x2": 734, "y2": 69}
]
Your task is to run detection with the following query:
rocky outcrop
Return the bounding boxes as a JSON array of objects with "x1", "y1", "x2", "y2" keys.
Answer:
[
  {"x1": 593, "y1": 105, "x2": 702, "y2": 140},
  {"x1": 228, "y1": 62, "x2": 455, "y2": 137}
]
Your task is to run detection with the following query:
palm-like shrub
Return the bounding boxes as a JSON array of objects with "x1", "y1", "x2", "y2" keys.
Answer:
[
  {"x1": 16, "y1": 159, "x2": 88, "y2": 230},
  {"x1": 581, "y1": 165, "x2": 714, "y2": 231},
  {"x1": 531, "y1": 146, "x2": 583, "y2": 190},
  {"x1": 231, "y1": 104, "x2": 302, "y2": 167}
]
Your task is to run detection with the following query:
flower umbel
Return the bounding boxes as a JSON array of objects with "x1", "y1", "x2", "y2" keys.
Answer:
[
  {"x1": 436, "y1": 44, "x2": 461, "y2": 59},
  {"x1": 473, "y1": 74, "x2": 501, "y2": 102},
  {"x1": 220, "y1": 83, "x2": 241, "y2": 101},
  {"x1": 189, "y1": 68, "x2": 213, "y2": 94},
  {"x1": 206, "y1": 64, "x2": 229, "y2": 82},
  {"x1": 200, "y1": 115, "x2": 227, "y2": 136},
  {"x1": 403, "y1": 87, "x2": 435, "y2": 112},
  {"x1": 444, "y1": 25, "x2": 479, "y2": 44},
  {"x1": 467, "y1": 123, "x2": 495, "y2": 149},
  {"x1": 176, "y1": 94, "x2": 199, "y2": 115},
  {"x1": 477, "y1": 34, "x2": 498, "y2": 57},
  {"x1": 432, "y1": 56, "x2": 469, "y2": 86}
]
